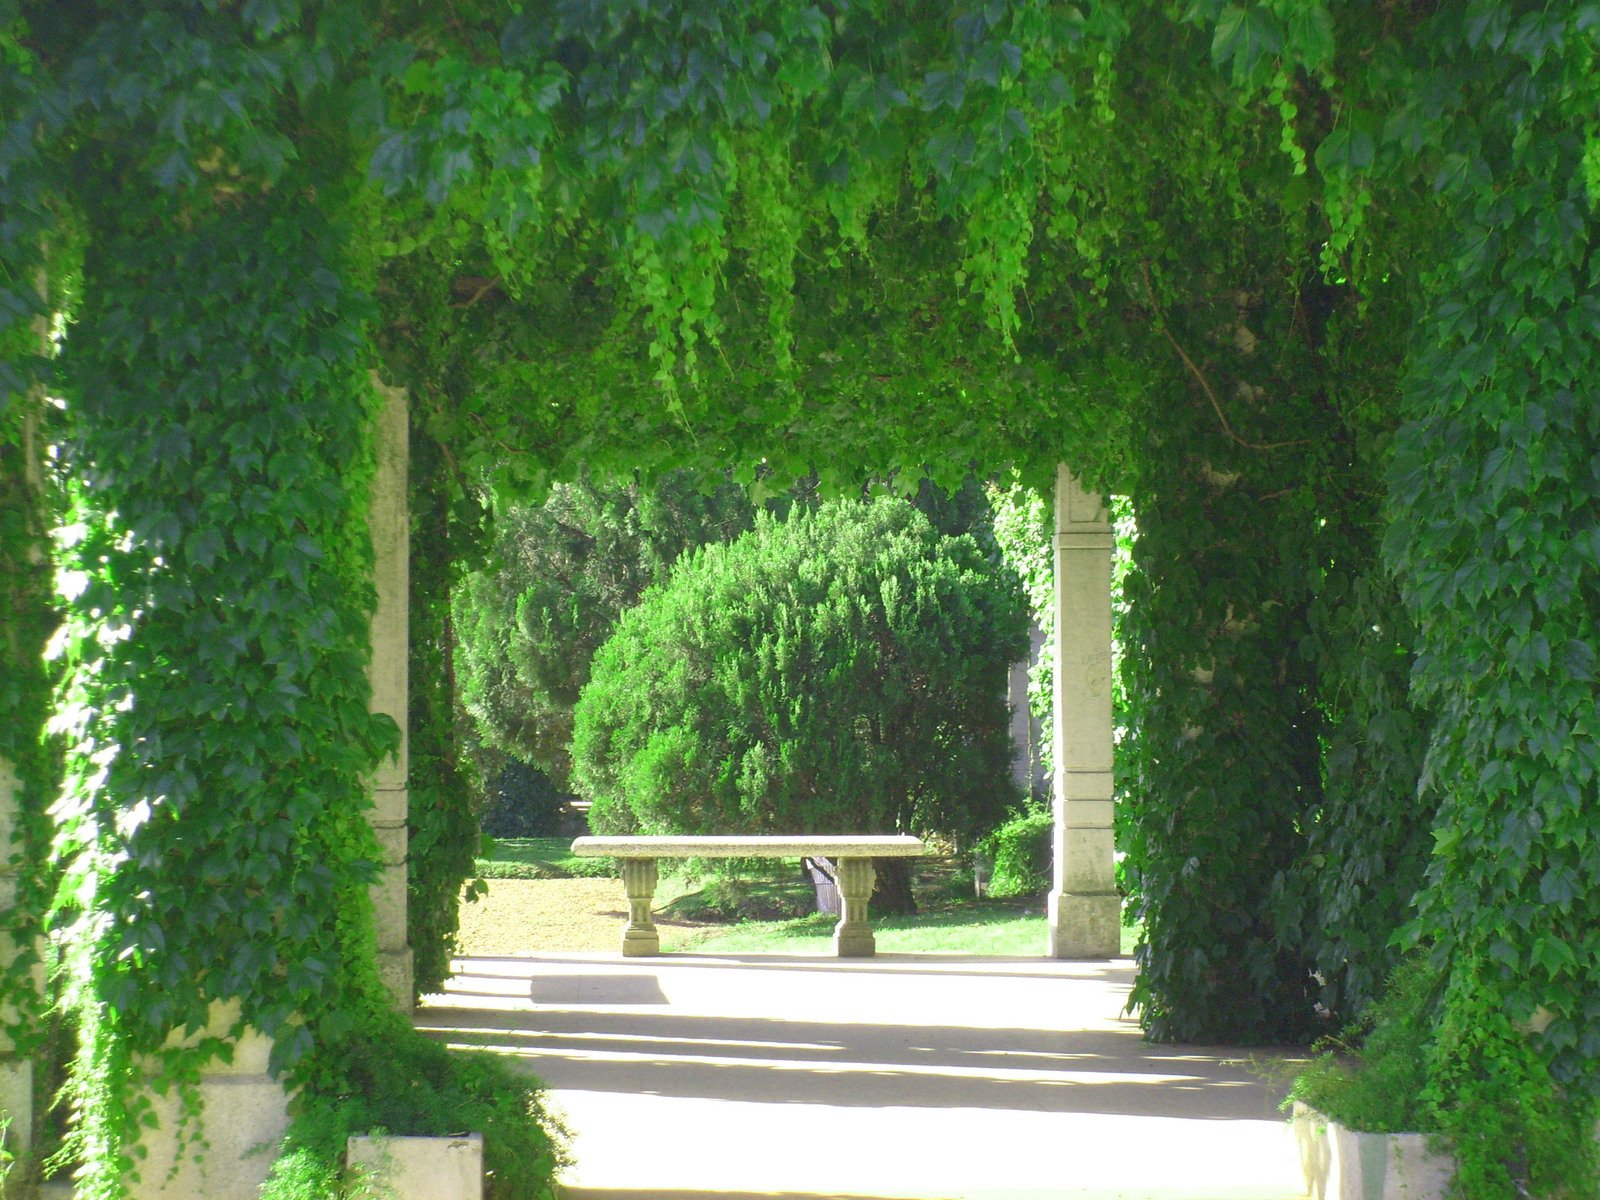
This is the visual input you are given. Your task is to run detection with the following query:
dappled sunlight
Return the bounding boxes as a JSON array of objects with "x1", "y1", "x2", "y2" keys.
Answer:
[
  {"x1": 415, "y1": 953, "x2": 1306, "y2": 1198},
  {"x1": 417, "y1": 1005, "x2": 1278, "y2": 1120}
]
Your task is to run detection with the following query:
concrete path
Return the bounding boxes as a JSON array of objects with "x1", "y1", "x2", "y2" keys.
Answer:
[{"x1": 416, "y1": 954, "x2": 1308, "y2": 1200}]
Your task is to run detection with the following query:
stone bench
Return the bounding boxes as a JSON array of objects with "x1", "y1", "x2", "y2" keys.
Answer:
[{"x1": 570, "y1": 835, "x2": 925, "y2": 958}]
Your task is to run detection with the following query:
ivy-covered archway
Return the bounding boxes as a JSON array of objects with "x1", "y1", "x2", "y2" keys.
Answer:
[{"x1": 2, "y1": 3, "x2": 1597, "y2": 1197}]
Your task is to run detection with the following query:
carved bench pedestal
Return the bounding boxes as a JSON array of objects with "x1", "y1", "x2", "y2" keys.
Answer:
[
  {"x1": 573, "y1": 835, "x2": 925, "y2": 960},
  {"x1": 832, "y1": 857, "x2": 877, "y2": 957},
  {"x1": 619, "y1": 857, "x2": 661, "y2": 957}
]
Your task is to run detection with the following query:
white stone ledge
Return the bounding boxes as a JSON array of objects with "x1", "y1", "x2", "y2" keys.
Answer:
[
  {"x1": 1059, "y1": 771, "x2": 1114, "y2": 801},
  {"x1": 1055, "y1": 534, "x2": 1114, "y2": 550},
  {"x1": 1293, "y1": 1102, "x2": 1453, "y2": 1200},
  {"x1": 572, "y1": 835, "x2": 924, "y2": 858},
  {"x1": 348, "y1": 1132, "x2": 483, "y2": 1200}
]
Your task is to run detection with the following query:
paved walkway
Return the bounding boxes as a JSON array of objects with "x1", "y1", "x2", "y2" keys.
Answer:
[{"x1": 416, "y1": 953, "x2": 1308, "y2": 1200}]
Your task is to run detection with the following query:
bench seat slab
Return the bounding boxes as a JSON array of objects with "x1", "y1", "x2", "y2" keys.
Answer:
[{"x1": 572, "y1": 835, "x2": 923, "y2": 858}]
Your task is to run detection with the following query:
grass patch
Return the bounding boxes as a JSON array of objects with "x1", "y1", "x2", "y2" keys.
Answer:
[
  {"x1": 664, "y1": 891, "x2": 1143, "y2": 956},
  {"x1": 658, "y1": 855, "x2": 978, "y2": 929},
  {"x1": 477, "y1": 842, "x2": 1145, "y2": 959},
  {"x1": 662, "y1": 896, "x2": 1047, "y2": 954},
  {"x1": 657, "y1": 870, "x2": 817, "y2": 923},
  {"x1": 473, "y1": 837, "x2": 614, "y2": 880}
]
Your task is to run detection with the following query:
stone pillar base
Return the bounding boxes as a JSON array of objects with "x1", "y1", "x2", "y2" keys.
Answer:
[
  {"x1": 832, "y1": 857, "x2": 876, "y2": 957},
  {"x1": 621, "y1": 928, "x2": 660, "y2": 957},
  {"x1": 619, "y1": 858, "x2": 660, "y2": 956},
  {"x1": 833, "y1": 927, "x2": 876, "y2": 957},
  {"x1": 1048, "y1": 890, "x2": 1121, "y2": 959},
  {"x1": 132, "y1": 1076, "x2": 289, "y2": 1200},
  {"x1": 0, "y1": 1058, "x2": 32, "y2": 1150},
  {"x1": 132, "y1": 1020, "x2": 289, "y2": 1200},
  {"x1": 348, "y1": 1132, "x2": 483, "y2": 1200}
]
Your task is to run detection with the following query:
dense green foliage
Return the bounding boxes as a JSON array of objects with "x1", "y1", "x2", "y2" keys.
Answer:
[
  {"x1": 978, "y1": 806, "x2": 1052, "y2": 899},
  {"x1": 3, "y1": 1, "x2": 1599, "y2": 1194},
  {"x1": 454, "y1": 470, "x2": 753, "y2": 789},
  {"x1": 1115, "y1": 286, "x2": 1328, "y2": 1043},
  {"x1": 476, "y1": 759, "x2": 570, "y2": 840},
  {"x1": 573, "y1": 499, "x2": 1027, "y2": 854},
  {"x1": 260, "y1": 1030, "x2": 564, "y2": 1200},
  {"x1": 406, "y1": 425, "x2": 489, "y2": 997},
  {"x1": 1376, "y1": 10, "x2": 1600, "y2": 1188},
  {"x1": 1298, "y1": 559, "x2": 1433, "y2": 1020},
  {"x1": 1289, "y1": 956, "x2": 1440, "y2": 1135}
]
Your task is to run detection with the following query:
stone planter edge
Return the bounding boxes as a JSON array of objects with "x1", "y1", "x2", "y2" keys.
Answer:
[
  {"x1": 1292, "y1": 1101, "x2": 1454, "y2": 1200},
  {"x1": 345, "y1": 1131, "x2": 484, "y2": 1200}
]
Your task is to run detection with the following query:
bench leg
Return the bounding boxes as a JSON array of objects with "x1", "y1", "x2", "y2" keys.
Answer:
[
  {"x1": 619, "y1": 857, "x2": 660, "y2": 956},
  {"x1": 832, "y1": 857, "x2": 876, "y2": 957}
]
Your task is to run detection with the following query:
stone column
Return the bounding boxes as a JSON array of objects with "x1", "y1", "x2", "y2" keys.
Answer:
[
  {"x1": 619, "y1": 858, "x2": 660, "y2": 957},
  {"x1": 1007, "y1": 655, "x2": 1033, "y2": 794},
  {"x1": 1008, "y1": 622, "x2": 1050, "y2": 797},
  {"x1": 832, "y1": 857, "x2": 877, "y2": 957},
  {"x1": 0, "y1": 293, "x2": 46, "y2": 1151},
  {"x1": 368, "y1": 379, "x2": 413, "y2": 1005},
  {"x1": 0, "y1": 761, "x2": 33, "y2": 1153},
  {"x1": 1047, "y1": 465, "x2": 1120, "y2": 958}
]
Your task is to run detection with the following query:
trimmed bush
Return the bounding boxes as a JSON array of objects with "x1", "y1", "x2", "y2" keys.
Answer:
[
  {"x1": 980, "y1": 807, "x2": 1053, "y2": 898},
  {"x1": 572, "y1": 497, "x2": 1027, "y2": 862}
]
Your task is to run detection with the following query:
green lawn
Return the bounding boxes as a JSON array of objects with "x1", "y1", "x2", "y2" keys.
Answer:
[
  {"x1": 662, "y1": 897, "x2": 1142, "y2": 956},
  {"x1": 473, "y1": 836, "x2": 614, "y2": 880},
  {"x1": 475, "y1": 838, "x2": 1141, "y2": 957}
]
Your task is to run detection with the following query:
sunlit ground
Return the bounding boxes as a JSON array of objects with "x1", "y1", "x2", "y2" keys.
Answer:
[{"x1": 417, "y1": 954, "x2": 1307, "y2": 1200}]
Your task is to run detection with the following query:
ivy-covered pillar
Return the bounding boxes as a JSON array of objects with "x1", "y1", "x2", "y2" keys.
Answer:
[
  {"x1": 1047, "y1": 466, "x2": 1120, "y2": 958},
  {"x1": 0, "y1": 363, "x2": 47, "y2": 1153},
  {"x1": 0, "y1": 759, "x2": 30, "y2": 1151},
  {"x1": 368, "y1": 379, "x2": 413, "y2": 1006},
  {"x1": 0, "y1": 32, "x2": 57, "y2": 1160},
  {"x1": 1381, "y1": 28, "x2": 1600, "y2": 1184},
  {"x1": 1117, "y1": 264, "x2": 1326, "y2": 1042},
  {"x1": 55, "y1": 187, "x2": 397, "y2": 1197}
]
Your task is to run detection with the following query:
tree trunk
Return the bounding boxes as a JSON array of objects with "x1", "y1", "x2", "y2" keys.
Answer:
[{"x1": 871, "y1": 857, "x2": 916, "y2": 916}]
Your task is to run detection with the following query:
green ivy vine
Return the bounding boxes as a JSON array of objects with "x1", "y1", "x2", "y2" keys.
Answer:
[
  {"x1": 0, "y1": 212, "x2": 56, "y2": 1152},
  {"x1": 405, "y1": 422, "x2": 490, "y2": 999},
  {"x1": 50, "y1": 185, "x2": 396, "y2": 1195},
  {"x1": 1379, "y1": 4, "x2": 1600, "y2": 1188}
]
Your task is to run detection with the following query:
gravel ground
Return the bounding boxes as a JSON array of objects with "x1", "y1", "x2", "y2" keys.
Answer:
[{"x1": 453, "y1": 876, "x2": 711, "y2": 957}]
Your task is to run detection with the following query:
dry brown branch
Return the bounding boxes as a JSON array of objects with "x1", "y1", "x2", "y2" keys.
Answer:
[{"x1": 1138, "y1": 261, "x2": 1311, "y2": 454}]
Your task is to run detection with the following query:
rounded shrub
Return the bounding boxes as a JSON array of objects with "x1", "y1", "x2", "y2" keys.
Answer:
[
  {"x1": 979, "y1": 806, "x2": 1054, "y2": 898},
  {"x1": 572, "y1": 497, "x2": 1028, "y2": 852}
]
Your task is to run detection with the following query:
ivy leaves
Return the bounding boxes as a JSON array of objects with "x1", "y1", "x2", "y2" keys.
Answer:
[
  {"x1": 11, "y1": 4, "x2": 1600, "y2": 1195},
  {"x1": 52, "y1": 184, "x2": 400, "y2": 1194},
  {"x1": 1372, "y1": 6, "x2": 1600, "y2": 1188},
  {"x1": 1209, "y1": 6, "x2": 1284, "y2": 85},
  {"x1": 368, "y1": 1, "x2": 1112, "y2": 407},
  {"x1": 48, "y1": 2, "x2": 367, "y2": 192}
]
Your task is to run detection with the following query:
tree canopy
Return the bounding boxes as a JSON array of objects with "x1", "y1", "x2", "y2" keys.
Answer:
[
  {"x1": 572, "y1": 496, "x2": 1027, "y2": 847},
  {"x1": 454, "y1": 468, "x2": 754, "y2": 789}
]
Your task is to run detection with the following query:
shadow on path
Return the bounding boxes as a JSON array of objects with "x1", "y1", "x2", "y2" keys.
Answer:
[{"x1": 415, "y1": 956, "x2": 1299, "y2": 1123}]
